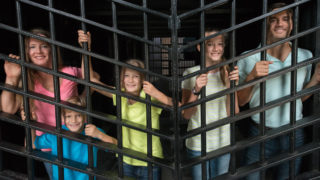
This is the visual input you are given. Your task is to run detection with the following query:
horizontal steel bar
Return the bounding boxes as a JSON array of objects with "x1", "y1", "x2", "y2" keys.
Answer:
[
  {"x1": 179, "y1": 0, "x2": 312, "y2": 51},
  {"x1": 181, "y1": 83, "x2": 320, "y2": 140},
  {"x1": 0, "y1": 24, "x2": 171, "y2": 81},
  {"x1": 17, "y1": 0, "x2": 170, "y2": 50},
  {"x1": 181, "y1": 113, "x2": 320, "y2": 170},
  {"x1": 0, "y1": 113, "x2": 174, "y2": 169},
  {"x1": 234, "y1": 142, "x2": 320, "y2": 179},
  {"x1": 110, "y1": 0, "x2": 170, "y2": 19},
  {"x1": 180, "y1": 25, "x2": 320, "y2": 82},
  {"x1": 0, "y1": 104, "x2": 173, "y2": 141},
  {"x1": 178, "y1": 0, "x2": 229, "y2": 20},
  {"x1": 181, "y1": 55, "x2": 320, "y2": 111}
]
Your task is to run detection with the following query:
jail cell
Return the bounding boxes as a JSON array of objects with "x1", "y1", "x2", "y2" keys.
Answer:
[{"x1": 0, "y1": 0, "x2": 320, "y2": 180}]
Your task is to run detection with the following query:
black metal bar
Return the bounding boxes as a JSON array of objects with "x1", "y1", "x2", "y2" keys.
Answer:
[
  {"x1": 229, "y1": 0, "x2": 237, "y2": 176},
  {"x1": 178, "y1": 0, "x2": 229, "y2": 20},
  {"x1": 289, "y1": 1, "x2": 299, "y2": 179},
  {"x1": 48, "y1": 0, "x2": 64, "y2": 178},
  {"x1": 1, "y1": 1, "x2": 320, "y2": 179},
  {"x1": 258, "y1": 0, "x2": 267, "y2": 179},
  {"x1": 79, "y1": 1, "x2": 94, "y2": 179},
  {"x1": 181, "y1": 83, "x2": 320, "y2": 142},
  {"x1": 199, "y1": 0, "x2": 207, "y2": 179},
  {"x1": 180, "y1": 26, "x2": 320, "y2": 82},
  {"x1": 170, "y1": 0, "x2": 182, "y2": 179},
  {"x1": 17, "y1": 0, "x2": 170, "y2": 51},
  {"x1": 111, "y1": 1, "x2": 124, "y2": 178},
  {"x1": 180, "y1": 111, "x2": 320, "y2": 170},
  {"x1": 313, "y1": 0, "x2": 320, "y2": 173},
  {"x1": 110, "y1": 0, "x2": 170, "y2": 19},
  {"x1": 15, "y1": 0, "x2": 34, "y2": 179},
  {"x1": 142, "y1": 0, "x2": 154, "y2": 179},
  {"x1": 180, "y1": 54, "x2": 319, "y2": 111},
  {"x1": 179, "y1": 0, "x2": 311, "y2": 51}
]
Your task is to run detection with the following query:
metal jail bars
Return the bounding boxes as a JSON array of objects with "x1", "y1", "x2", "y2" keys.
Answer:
[{"x1": 0, "y1": 0, "x2": 319, "y2": 180}]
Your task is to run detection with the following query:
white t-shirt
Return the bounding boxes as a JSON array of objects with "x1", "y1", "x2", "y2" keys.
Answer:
[{"x1": 182, "y1": 66, "x2": 230, "y2": 152}]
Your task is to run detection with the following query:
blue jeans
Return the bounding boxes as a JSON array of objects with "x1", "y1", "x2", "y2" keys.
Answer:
[
  {"x1": 245, "y1": 122, "x2": 304, "y2": 180},
  {"x1": 187, "y1": 148, "x2": 230, "y2": 180},
  {"x1": 43, "y1": 162, "x2": 53, "y2": 180},
  {"x1": 123, "y1": 163, "x2": 160, "y2": 180}
]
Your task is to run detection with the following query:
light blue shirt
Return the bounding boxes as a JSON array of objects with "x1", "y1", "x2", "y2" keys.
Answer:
[
  {"x1": 35, "y1": 125, "x2": 105, "y2": 180},
  {"x1": 238, "y1": 47, "x2": 312, "y2": 128}
]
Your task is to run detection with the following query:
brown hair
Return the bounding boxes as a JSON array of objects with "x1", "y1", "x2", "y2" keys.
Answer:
[
  {"x1": 204, "y1": 28, "x2": 229, "y2": 86},
  {"x1": 24, "y1": 28, "x2": 63, "y2": 91},
  {"x1": 268, "y1": 2, "x2": 293, "y2": 14},
  {"x1": 267, "y1": 2, "x2": 293, "y2": 25},
  {"x1": 21, "y1": 28, "x2": 64, "y2": 112},
  {"x1": 120, "y1": 59, "x2": 145, "y2": 90},
  {"x1": 61, "y1": 96, "x2": 86, "y2": 117}
]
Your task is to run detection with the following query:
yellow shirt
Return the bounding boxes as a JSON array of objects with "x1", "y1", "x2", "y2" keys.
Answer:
[{"x1": 113, "y1": 90, "x2": 163, "y2": 166}]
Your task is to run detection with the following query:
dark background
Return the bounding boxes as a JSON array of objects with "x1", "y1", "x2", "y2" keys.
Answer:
[{"x1": 0, "y1": 0, "x2": 318, "y2": 179}]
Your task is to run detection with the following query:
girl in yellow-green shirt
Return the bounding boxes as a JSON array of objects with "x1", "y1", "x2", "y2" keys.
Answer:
[{"x1": 92, "y1": 58, "x2": 174, "y2": 180}]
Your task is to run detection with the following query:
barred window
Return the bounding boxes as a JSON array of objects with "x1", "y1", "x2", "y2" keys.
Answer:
[{"x1": 0, "y1": 0, "x2": 320, "y2": 179}]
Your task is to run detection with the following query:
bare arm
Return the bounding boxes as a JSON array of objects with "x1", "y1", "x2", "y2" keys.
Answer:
[
  {"x1": 301, "y1": 63, "x2": 320, "y2": 102},
  {"x1": 181, "y1": 89, "x2": 198, "y2": 119},
  {"x1": 90, "y1": 78, "x2": 115, "y2": 98},
  {"x1": 1, "y1": 54, "x2": 23, "y2": 114},
  {"x1": 85, "y1": 124, "x2": 118, "y2": 145},
  {"x1": 142, "y1": 81, "x2": 176, "y2": 106},
  {"x1": 78, "y1": 30, "x2": 102, "y2": 97},
  {"x1": 31, "y1": 128, "x2": 36, "y2": 149},
  {"x1": 181, "y1": 73, "x2": 208, "y2": 119},
  {"x1": 238, "y1": 61, "x2": 273, "y2": 106},
  {"x1": 225, "y1": 66, "x2": 240, "y2": 116}
]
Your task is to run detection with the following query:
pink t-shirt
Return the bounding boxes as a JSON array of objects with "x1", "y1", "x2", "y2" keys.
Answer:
[{"x1": 34, "y1": 66, "x2": 82, "y2": 137}]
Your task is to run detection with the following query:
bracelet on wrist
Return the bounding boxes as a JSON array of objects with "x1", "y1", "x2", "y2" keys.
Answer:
[{"x1": 192, "y1": 87, "x2": 201, "y2": 96}]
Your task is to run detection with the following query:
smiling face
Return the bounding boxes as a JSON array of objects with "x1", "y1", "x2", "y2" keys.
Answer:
[
  {"x1": 27, "y1": 37, "x2": 52, "y2": 68},
  {"x1": 123, "y1": 68, "x2": 142, "y2": 96},
  {"x1": 63, "y1": 110, "x2": 85, "y2": 133},
  {"x1": 198, "y1": 31, "x2": 225, "y2": 66},
  {"x1": 267, "y1": 10, "x2": 292, "y2": 43}
]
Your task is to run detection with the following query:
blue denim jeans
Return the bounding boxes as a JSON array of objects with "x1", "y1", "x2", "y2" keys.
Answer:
[
  {"x1": 187, "y1": 148, "x2": 230, "y2": 180},
  {"x1": 123, "y1": 163, "x2": 160, "y2": 180},
  {"x1": 43, "y1": 162, "x2": 53, "y2": 180},
  {"x1": 245, "y1": 122, "x2": 304, "y2": 180}
]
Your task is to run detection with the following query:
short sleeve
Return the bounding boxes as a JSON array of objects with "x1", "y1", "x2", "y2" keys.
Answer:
[
  {"x1": 237, "y1": 58, "x2": 248, "y2": 84},
  {"x1": 303, "y1": 50, "x2": 313, "y2": 84},
  {"x1": 112, "y1": 94, "x2": 117, "y2": 106},
  {"x1": 150, "y1": 96, "x2": 163, "y2": 115},
  {"x1": 34, "y1": 133, "x2": 54, "y2": 150},
  {"x1": 61, "y1": 66, "x2": 82, "y2": 78},
  {"x1": 181, "y1": 68, "x2": 194, "y2": 90}
]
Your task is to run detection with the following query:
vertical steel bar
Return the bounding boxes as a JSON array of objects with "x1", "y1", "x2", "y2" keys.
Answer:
[
  {"x1": 229, "y1": 0, "x2": 237, "y2": 175},
  {"x1": 312, "y1": 0, "x2": 320, "y2": 173},
  {"x1": 259, "y1": 0, "x2": 268, "y2": 179},
  {"x1": 0, "y1": 125, "x2": 2, "y2": 171},
  {"x1": 289, "y1": 2, "x2": 299, "y2": 179},
  {"x1": 170, "y1": 0, "x2": 181, "y2": 179},
  {"x1": 15, "y1": 1, "x2": 34, "y2": 179},
  {"x1": 142, "y1": 0, "x2": 153, "y2": 179},
  {"x1": 79, "y1": 0, "x2": 94, "y2": 179},
  {"x1": 112, "y1": 1, "x2": 123, "y2": 178},
  {"x1": 48, "y1": 0, "x2": 64, "y2": 179},
  {"x1": 199, "y1": 0, "x2": 207, "y2": 179}
]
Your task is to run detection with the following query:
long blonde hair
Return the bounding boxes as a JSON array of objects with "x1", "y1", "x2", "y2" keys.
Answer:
[
  {"x1": 204, "y1": 28, "x2": 229, "y2": 86},
  {"x1": 120, "y1": 59, "x2": 145, "y2": 90}
]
